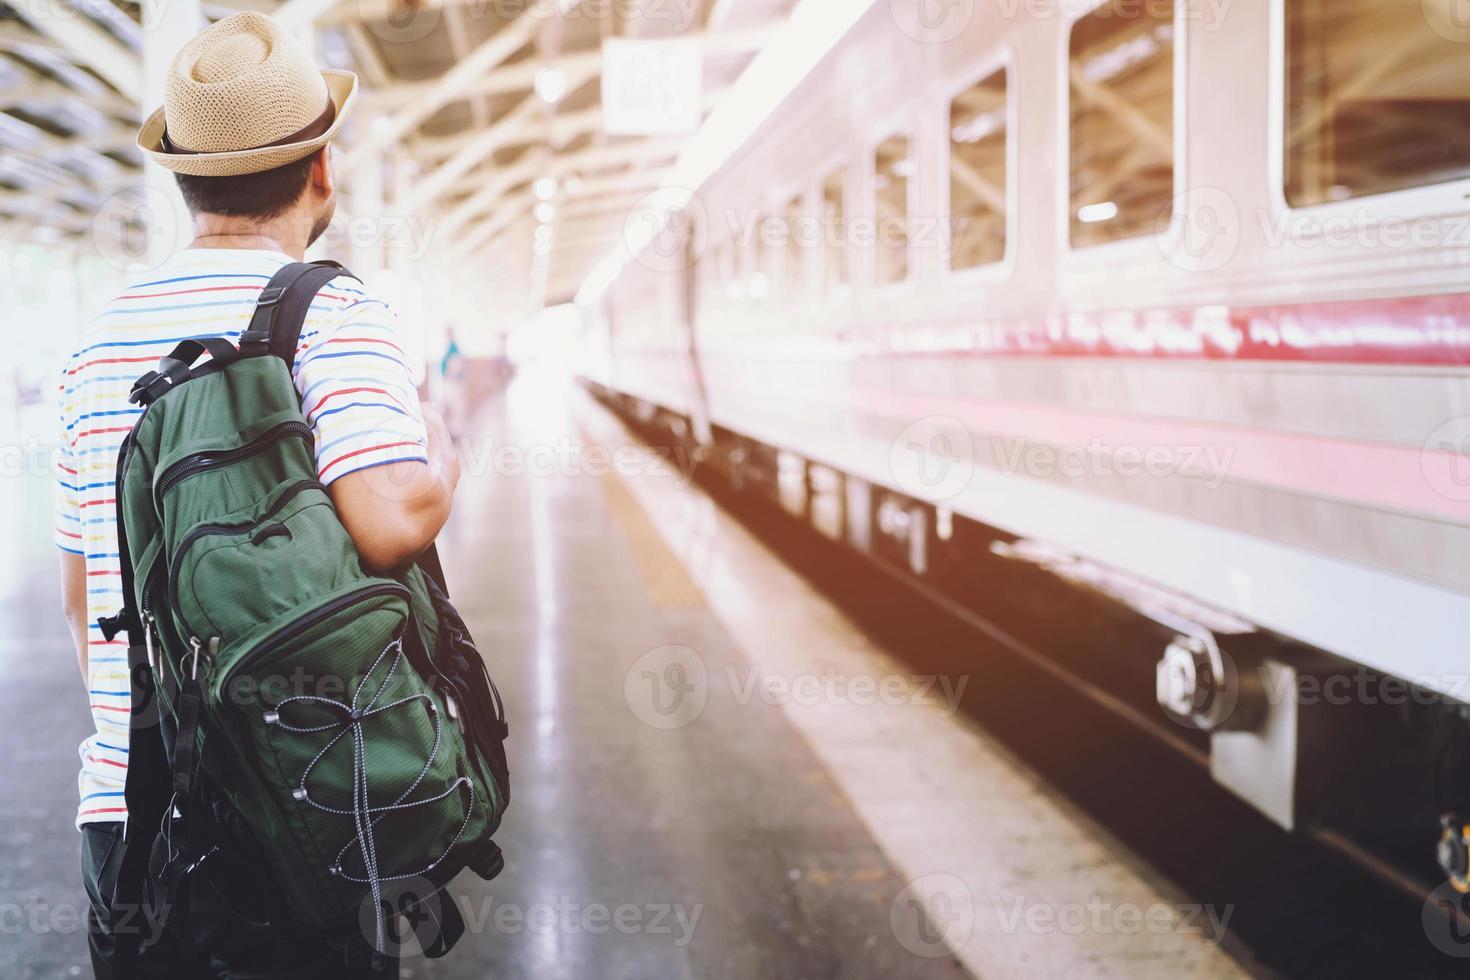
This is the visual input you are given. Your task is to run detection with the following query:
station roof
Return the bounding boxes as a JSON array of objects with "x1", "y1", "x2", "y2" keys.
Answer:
[{"x1": 0, "y1": 0, "x2": 797, "y2": 305}]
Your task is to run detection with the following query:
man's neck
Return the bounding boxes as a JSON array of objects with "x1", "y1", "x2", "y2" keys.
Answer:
[{"x1": 189, "y1": 212, "x2": 310, "y2": 260}]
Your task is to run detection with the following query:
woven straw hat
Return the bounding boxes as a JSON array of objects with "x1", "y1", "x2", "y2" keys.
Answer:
[{"x1": 137, "y1": 12, "x2": 357, "y2": 177}]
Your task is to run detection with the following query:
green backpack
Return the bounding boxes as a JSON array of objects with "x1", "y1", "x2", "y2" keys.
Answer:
[{"x1": 99, "y1": 261, "x2": 509, "y2": 963}]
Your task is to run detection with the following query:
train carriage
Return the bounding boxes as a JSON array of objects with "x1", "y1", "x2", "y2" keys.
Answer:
[{"x1": 578, "y1": 0, "x2": 1470, "y2": 895}]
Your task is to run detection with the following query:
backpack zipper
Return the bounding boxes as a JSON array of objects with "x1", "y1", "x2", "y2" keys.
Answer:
[
  {"x1": 217, "y1": 582, "x2": 410, "y2": 697},
  {"x1": 167, "y1": 480, "x2": 327, "y2": 645},
  {"x1": 153, "y1": 420, "x2": 312, "y2": 511}
]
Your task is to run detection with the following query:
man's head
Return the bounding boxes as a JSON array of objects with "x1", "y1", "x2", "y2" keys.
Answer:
[
  {"x1": 174, "y1": 147, "x2": 336, "y2": 247},
  {"x1": 136, "y1": 11, "x2": 356, "y2": 249}
]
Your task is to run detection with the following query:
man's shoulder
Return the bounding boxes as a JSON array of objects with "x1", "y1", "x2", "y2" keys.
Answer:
[{"x1": 312, "y1": 269, "x2": 391, "y2": 321}]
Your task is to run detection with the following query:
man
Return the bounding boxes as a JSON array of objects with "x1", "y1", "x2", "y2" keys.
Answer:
[{"x1": 54, "y1": 12, "x2": 458, "y2": 977}]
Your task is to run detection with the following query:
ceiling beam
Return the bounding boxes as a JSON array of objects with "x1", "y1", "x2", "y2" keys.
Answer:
[
  {"x1": 439, "y1": 136, "x2": 681, "y2": 235},
  {"x1": 12, "y1": 5, "x2": 141, "y2": 101},
  {"x1": 364, "y1": 24, "x2": 774, "y2": 114},
  {"x1": 273, "y1": 0, "x2": 348, "y2": 32},
  {"x1": 462, "y1": 167, "x2": 667, "y2": 257},
  {"x1": 0, "y1": 77, "x2": 135, "y2": 117},
  {"x1": 338, "y1": 5, "x2": 544, "y2": 176},
  {"x1": 397, "y1": 87, "x2": 559, "y2": 215}
]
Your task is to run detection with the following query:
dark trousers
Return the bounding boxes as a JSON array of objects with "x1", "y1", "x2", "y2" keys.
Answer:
[{"x1": 82, "y1": 823, "x2": 399, "y2": 980}]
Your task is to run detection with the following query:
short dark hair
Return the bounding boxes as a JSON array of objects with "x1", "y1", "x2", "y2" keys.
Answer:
[{"x1": 173, "y1": 151, "x2": 318, "y2": 219}]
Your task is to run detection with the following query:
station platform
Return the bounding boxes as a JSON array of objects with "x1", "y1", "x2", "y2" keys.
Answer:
[{"x1": 0, "y1": 369, "x2": 1244, "y2": 979}]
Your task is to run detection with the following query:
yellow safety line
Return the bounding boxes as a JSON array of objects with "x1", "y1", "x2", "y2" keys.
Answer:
[{"x1": 581, "y1": 429, "x2": 707, "y2": 610}]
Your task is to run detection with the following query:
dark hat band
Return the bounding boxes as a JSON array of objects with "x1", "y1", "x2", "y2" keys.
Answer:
[{"x1": 160, "y1": 98, "x2": 336, "y2": 156}]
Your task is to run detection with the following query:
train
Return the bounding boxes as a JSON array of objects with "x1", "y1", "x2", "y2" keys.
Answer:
[{"x1": 572, "y1": 0, "x2": 1470, "y2": 897}]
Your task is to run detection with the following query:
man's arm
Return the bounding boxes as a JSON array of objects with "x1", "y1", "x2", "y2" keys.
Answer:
[
  {"x1": 330, "y1": 403, "x2": 460, "y2": 573},
  {"x1": 59, "y1": 551, "x2": 88, "y2": 679}
]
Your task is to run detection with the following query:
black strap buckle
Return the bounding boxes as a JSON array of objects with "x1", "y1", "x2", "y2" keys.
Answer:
[
  {"x1": 256, "y1": 285, "x2": 287, "y2": 307},
  {"x1": 98, "y1": 610, "x2": 129, "y2": 643},
  {"x1": 238, "y1": 327, "x2": 272, "y2": 355}
]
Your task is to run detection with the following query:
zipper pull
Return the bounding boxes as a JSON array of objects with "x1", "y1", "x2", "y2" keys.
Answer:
[
  {"x1": 188, "y1": 636, "x2": 203, "y2": 681},
  {"x1": 143, "y1": 611, "x2": 157, "y2": 674}
]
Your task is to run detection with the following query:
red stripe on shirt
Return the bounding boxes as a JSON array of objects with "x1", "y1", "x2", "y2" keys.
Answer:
[
  {"x1": 325, "y1": 337, "x2": 406, "y2": 354},
  {"x1": 70, "y1": 355, "x2": 162, "y2": 374},
  {"x1": 318, "y1": 442, "x2": 424, "y2": 479},
  {"x1": 117, "y1": 284, "x2": 263, "y2": 300},
  {"x1": 308, "y1": 386, "x2": 405, "y2": 418}
]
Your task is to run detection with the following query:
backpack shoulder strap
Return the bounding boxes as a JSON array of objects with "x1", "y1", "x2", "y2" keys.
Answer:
[{"x1": 238, "y1": 260, "x2": 359, "y2": 370}]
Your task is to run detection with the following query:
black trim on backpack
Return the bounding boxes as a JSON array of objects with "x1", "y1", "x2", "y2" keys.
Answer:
[
  {"x1": 126, "y1": 262, "x2": 358, "y2": 409},
  {"x1": 238, "y1": 260, "x2": 355, "y2": 369}
]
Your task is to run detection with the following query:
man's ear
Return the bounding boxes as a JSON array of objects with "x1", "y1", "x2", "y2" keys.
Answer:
[{"x1": 310, "y1": 147, "x2": 334, "y2": 201}]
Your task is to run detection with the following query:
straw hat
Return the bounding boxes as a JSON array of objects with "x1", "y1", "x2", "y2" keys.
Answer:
[{"x1": 137, "y1": 12, "x2": 357, "y2": 177}]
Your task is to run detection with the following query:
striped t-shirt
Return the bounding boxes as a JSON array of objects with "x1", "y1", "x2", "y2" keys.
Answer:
[{"x1": 54, "y1": 248, "x2": 429, "y2": 828}]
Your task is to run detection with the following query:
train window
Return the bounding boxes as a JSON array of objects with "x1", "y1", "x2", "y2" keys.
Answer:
[
  {"x1": 702, "y1": 241, "x2": 722, "y2": 308},
  {"x1": 784, "y1": 195, "x2": 804, "y2": 299},
  {"x1": 1286, "y1": 0, "x2": 1470, "y2": 207},
  {"x1": 949, "y1": 67, "x2": 1008, "y2": 269},
  {"x1": 748, "y1": 215, "x2": 771, "y2": 300},
  {"x1": 1068, "y1": 0, "x2": 1176, "y2": 247},
  {"x1": 822, "y1": 168, "x2": 847, "y2": 291},
  {"x1": 875, "y1": 133, "x2": 912, "y2": 284}
]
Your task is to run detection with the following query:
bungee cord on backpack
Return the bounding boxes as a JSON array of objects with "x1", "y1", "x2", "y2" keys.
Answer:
[{"x1": 268, "y1": 637, "x2": 477, "y2": 954}]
